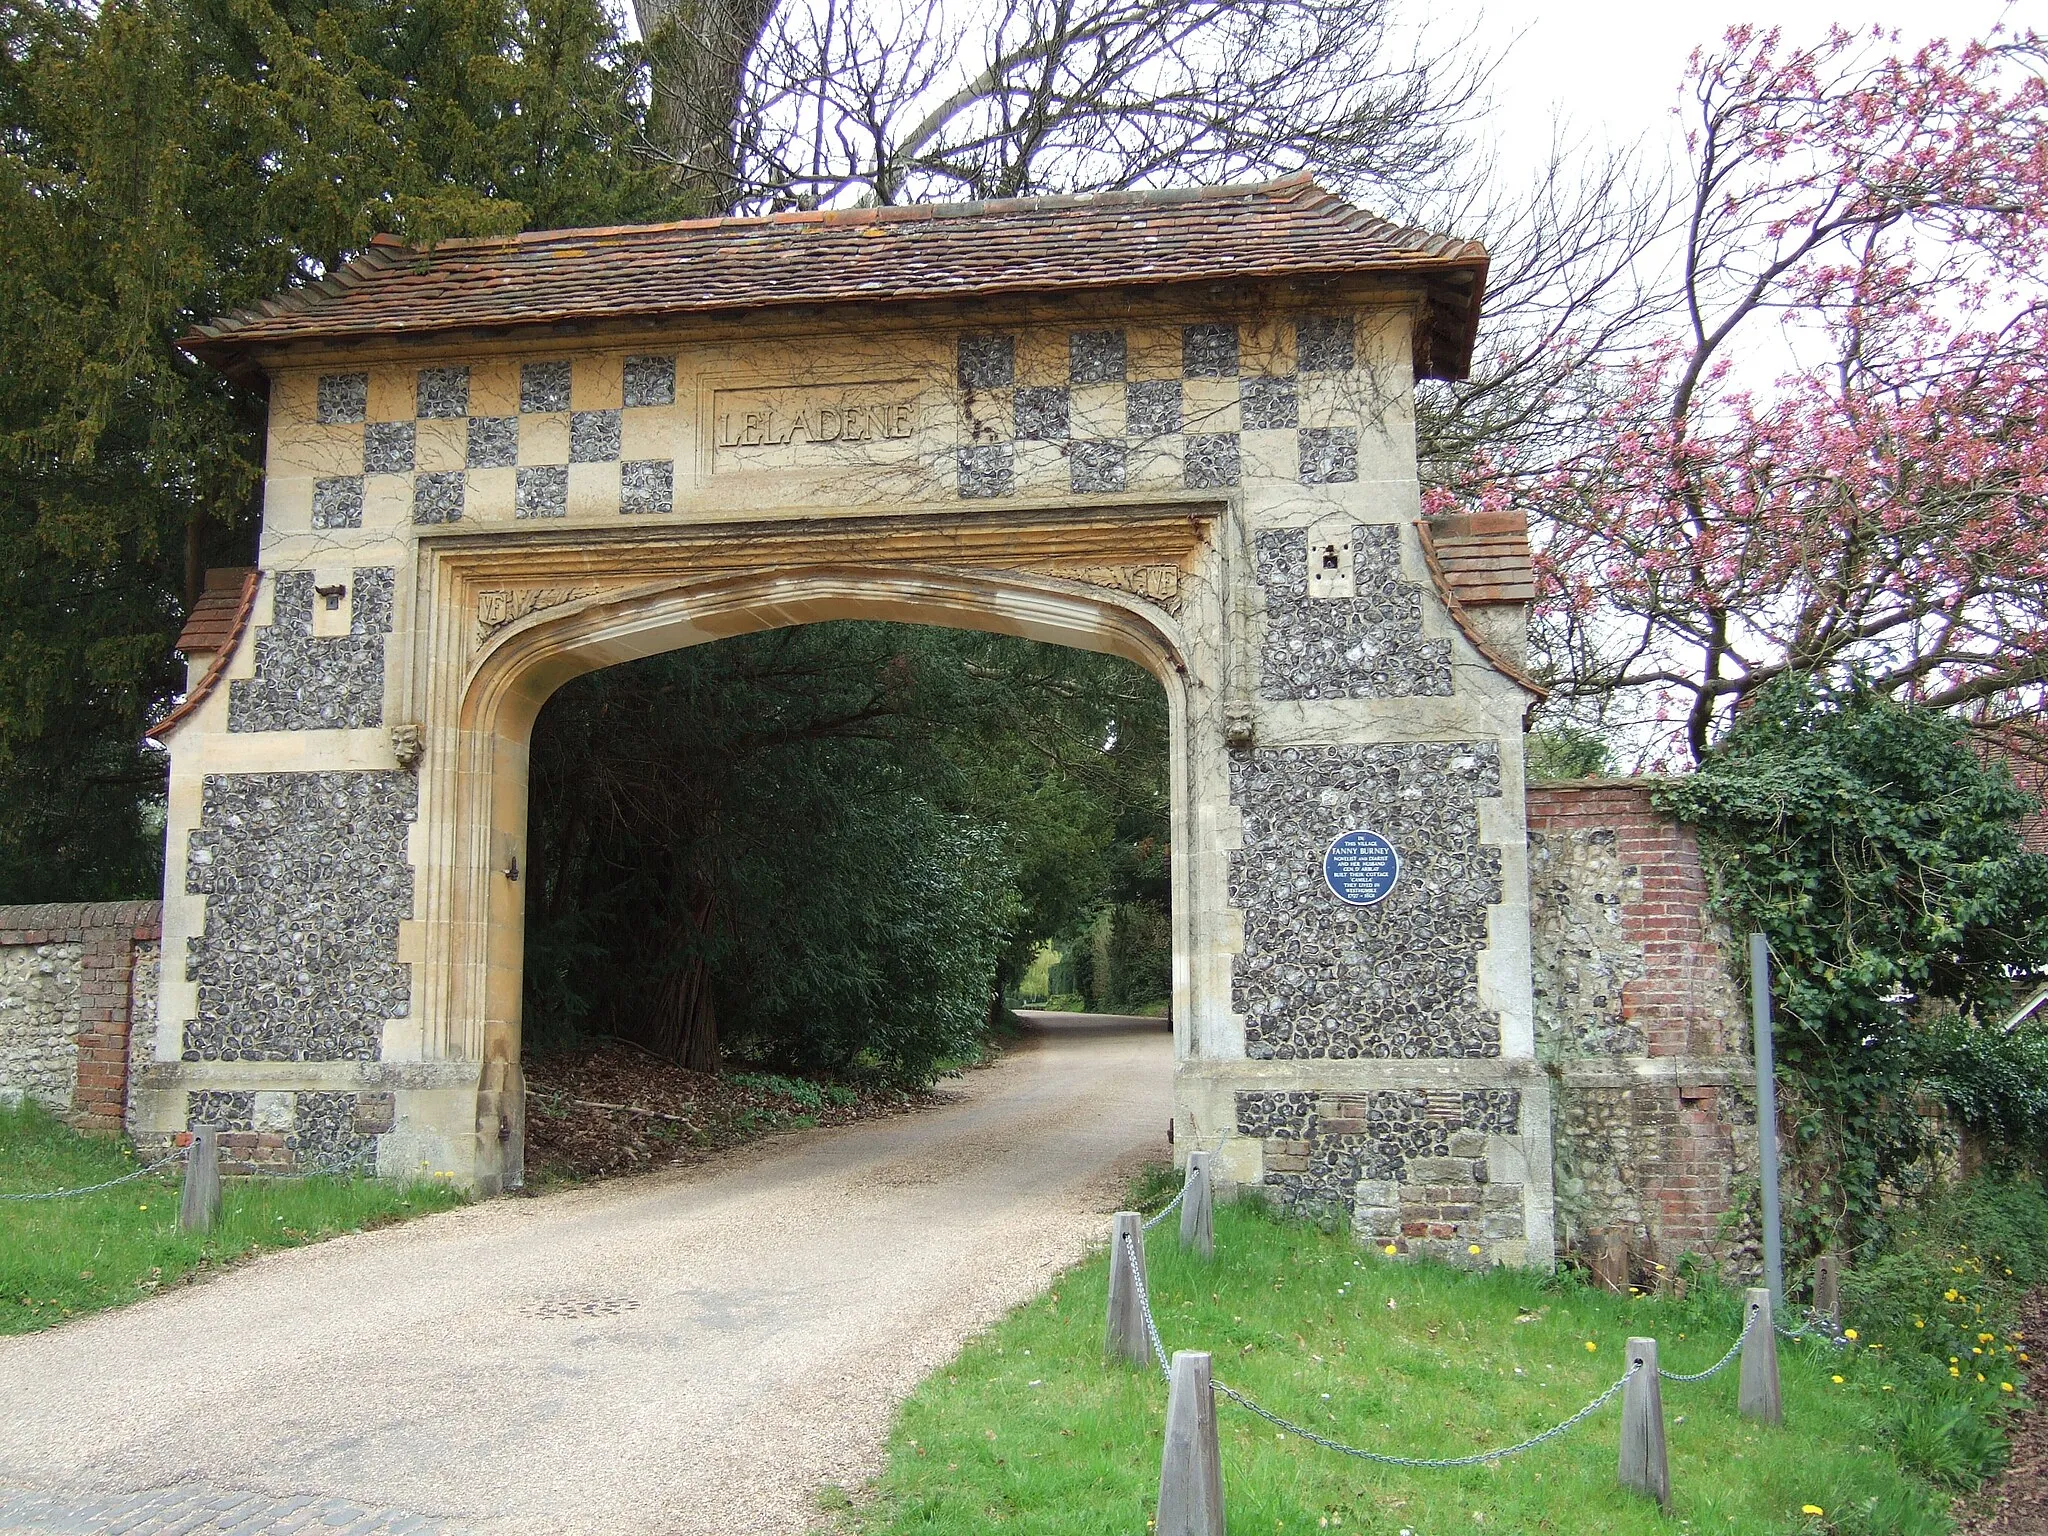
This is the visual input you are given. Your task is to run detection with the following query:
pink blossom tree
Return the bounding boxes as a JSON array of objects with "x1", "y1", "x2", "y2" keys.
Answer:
[{"x1": 1434, "y1": 27, "x2": 2048, "y2": 761}]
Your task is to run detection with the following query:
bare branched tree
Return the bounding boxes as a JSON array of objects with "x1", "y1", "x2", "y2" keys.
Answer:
[
  {"x1": 1414, "y1": 125, "x2": 1676, "y2": 485},
  {"x1": 639, "y1": 0, "x2": 1493, "y2": 213}
]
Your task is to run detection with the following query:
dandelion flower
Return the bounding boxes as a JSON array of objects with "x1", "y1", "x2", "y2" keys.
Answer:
[
  {"x1": 1914, "y1": 1319, "x2": 1925, "y2": 1328},
  {"x1": 1844, "y1": 1329, "x2": 1858, "y2": 1340},
  {"x1": 1802, "y1": 1506, "x2": 1824, "y2": 1518},
  {"x1": 2001, "y1": 1382, "x2": 2016, "y2": 1393},
  {"x1": 1951, "y1": 1367, "x2": 1962, "y2": 1377},
  {"x1": 1831, "y1": 1375, "x2": 1844, "y2": 1384},
  {"x1": 1980, "y1": 1332, "x2": 1995, "y2": 1344},
  {"x1": 1468, "y1": 1245, "x2": 1482, "y2": 1256},
  {"x1": 1585, "y1": 1341, "x2": 1597, "y2": 1353},
  {"x1": 1384, "y1": 1244, "x2": 1398, "y2": 1256}
]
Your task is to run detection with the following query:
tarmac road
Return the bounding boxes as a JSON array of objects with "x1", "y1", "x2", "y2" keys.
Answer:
[{"x1": 0, "y1": 1011, "x2": 1172, "y2": 1536}]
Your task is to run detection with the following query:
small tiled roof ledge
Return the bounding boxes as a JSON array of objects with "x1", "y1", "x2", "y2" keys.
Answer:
[
  {"x1": 1417, "y1": 513, "x2": 1546, "y2": 703},
  {"x1": 146, "y1": 568, "x2": 260, "y2": 744}
]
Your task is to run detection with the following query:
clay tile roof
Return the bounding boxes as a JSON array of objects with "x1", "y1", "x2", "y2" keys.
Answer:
[
  {"x1": 149, "y1": 568, "x2": 260, "y2": 744},
  {"x1": 181, "y1": 175, "x2": 1489, "y2": 380},
  {"x1": 1421, "y1": 510, "x2": 1536, "y2": 606},
  {"x1": 173, "y1": 566, "x2": 258, "y2": 655},
  {"x1": 1417, "y1": 509, "x2": 1544, "y2": 700}
]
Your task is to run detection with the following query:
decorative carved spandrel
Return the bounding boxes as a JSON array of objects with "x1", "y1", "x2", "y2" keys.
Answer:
[
  {"x1": 1048, "y1": 564, "x2": 1183, "y2": 613},
  {"x1": 473, "y1": 585, "x2": 602, "y2": 648}
]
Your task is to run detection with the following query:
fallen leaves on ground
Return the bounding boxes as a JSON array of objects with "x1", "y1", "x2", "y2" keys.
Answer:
[{"x1": 521, "y1": 1041, "x2": 949, "y2": 1185}]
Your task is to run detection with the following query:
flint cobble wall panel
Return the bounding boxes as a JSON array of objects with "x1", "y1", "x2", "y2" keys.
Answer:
[
  {"x1": 1229, "y1": 742, "x2": 1504, "y2": 1059},
  {"x1": 228, "y1": 568, "x2": 394, "y2": 732},
  {"x1": 183, "y1": 771, "x2": 416, "y2": 1062},
  {"x1": 1255, "y1": 524, "x2": 1453, "y2": 700},
  {"x1": 1238, "y1": 1087, "x2": 1524, "y2": 1261}
]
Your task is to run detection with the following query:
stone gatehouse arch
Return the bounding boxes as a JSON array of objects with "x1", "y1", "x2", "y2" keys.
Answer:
[
  {"x1": 142, "y1": 176, "x2": 1558, "y2": 1265},
  {"x1": 432, "y1": 534, "x2": 1212, "y2": 1191}
]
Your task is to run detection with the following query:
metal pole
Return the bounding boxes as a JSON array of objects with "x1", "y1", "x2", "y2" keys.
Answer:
[{"x1": 1749, "y1": 933, "x2": 1784, "y2": 1311}]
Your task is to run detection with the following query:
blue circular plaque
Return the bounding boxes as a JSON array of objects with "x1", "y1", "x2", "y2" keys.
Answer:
[{"x1": 1324, "y1": 830, "x2": 1400, "y2": 906}]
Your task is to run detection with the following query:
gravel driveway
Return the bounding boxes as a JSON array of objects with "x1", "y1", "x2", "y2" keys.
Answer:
[{"x1": 0, "y1": 1012, "x2": 1171, "y2": 1536}]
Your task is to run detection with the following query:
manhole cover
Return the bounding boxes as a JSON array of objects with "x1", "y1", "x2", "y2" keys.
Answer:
[{"x1": 520, "y1": 1295, "x2": 641, "y2": 1318}]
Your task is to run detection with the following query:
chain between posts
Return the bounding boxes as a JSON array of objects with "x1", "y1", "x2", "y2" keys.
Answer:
[
  {"x1": 1142, "y1": 1184, "x2": 1186, "y2": 1233},
  {"x1": 1775, "y1": 1308, "x2": 1850, "y2": 1346},
  {"x1": 0, "y1": 1138, "x2": 383, "y2": 1202},
  {"x1": 1120, "y1": 1231, "x2": 1173, "y2": 1382},
  {"x1": 1213, "y1": 1364, "x2": 1641, "y2": 1468},
  {"x1": 1658, "y1": 1301, "x2": 1758, "y2": 1383},
  {"x1": 1142, "y1": 1137, "x2": 1227, "y2": 1233},
  {"x1": 1114, "y1": 1212, "x2": 1654, "y2": 1474},
  {"x1": 0, "y1": 1145, "x2": 187, "y2": 1202}
]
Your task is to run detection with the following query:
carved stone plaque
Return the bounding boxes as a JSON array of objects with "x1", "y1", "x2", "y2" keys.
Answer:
[{"x1": 709, "y1": 381, "x2": 922, "y2": 472}]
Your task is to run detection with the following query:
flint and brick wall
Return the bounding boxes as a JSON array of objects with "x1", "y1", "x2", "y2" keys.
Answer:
[
  {"x1": 0, "y1": 902, "x2": 162, "y2": 1130},
  {"x1": 1526, "y1": 782, "x2": 1757, "y2": 1276}
]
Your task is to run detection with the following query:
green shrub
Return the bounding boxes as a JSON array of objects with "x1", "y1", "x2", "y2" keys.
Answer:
[
  {"x1": 1921, "y1": 1012, "x2": 2048, "y2": 1168},
  {"x1": 1655, "y1": 679, "x2": 2048, "y2": 1242},
  {"x1": 1526, "y1": 722, "x2": 1611, "y2": 780},
  {"x1": 728, "y1": 1072, "x2": 827, "y2": 1110},
  {"x1": 1825, "y1": 1173, "x2": 2043, "y2": 1494}
]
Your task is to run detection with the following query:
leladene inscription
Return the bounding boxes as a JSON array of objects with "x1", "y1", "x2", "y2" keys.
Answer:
[{"x1": 714, "y1": 396, "x2": 916, "y2": 449}]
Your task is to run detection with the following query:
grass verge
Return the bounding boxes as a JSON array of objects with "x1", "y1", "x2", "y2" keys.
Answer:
[
  {"x1": 846, "y1": 1198, "x2": 1987, "y2": 1536},
  {"x1": 1, "y1": 1099, "x2": 465, "y2": 1334}
]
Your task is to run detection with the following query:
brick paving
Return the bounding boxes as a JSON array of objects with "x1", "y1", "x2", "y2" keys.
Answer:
[{"x1": 0, "y1": 1486, "x2": 463, "y2": 1535}]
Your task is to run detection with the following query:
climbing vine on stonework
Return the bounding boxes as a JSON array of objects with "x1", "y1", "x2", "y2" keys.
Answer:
[{"x1": 1653, "y1": 680, "x2": 2048, "y2": 1247}]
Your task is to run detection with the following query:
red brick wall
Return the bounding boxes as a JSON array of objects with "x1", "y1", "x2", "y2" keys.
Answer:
[
  {"x1": 1526, "y1": 782, "x2": 1756, "y2": 1276},
  {"x1": 0, "y1": 901, "x2": 162, "y2": 1131},
  {"x1": 1527, "y1": 783, "x2": 1742, "y2": 1058}
]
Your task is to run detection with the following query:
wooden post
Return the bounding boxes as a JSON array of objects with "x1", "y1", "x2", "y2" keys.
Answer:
[
  {"x1": 1618, "y1": 1337, "x2": 1670, "y2": 1508},
  {"x1": 1157, "y1": 1351, "x2": 1225, "y2": 1536},
  {"x1": 1813, "y1": 1254, "x2": 1843, "y2": 1333},
  {"x1": 178, "y1": 1128, "x2": 220, "y2": 1234},
  {"x1": 1737, "y1": 1287, "x2": 1783, "y2": 1425},
  {"x1": 1178, "y1": 1152, "x2": 1214, "y2": 1260},
  {"x1": 1590, "y1": 1233, "x2": 1629, "y2": 1294},
  {"x1": 1105, "y1": 1211, "x2": 1153, "y2": 1367}
]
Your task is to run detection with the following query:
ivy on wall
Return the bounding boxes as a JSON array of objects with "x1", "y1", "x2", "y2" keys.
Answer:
[{"x1": 1653, "y1": 680, "x2": 2048, "y2": 1245}]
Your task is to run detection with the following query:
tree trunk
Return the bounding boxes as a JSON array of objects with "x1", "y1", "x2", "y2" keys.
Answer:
[
  {"x1": 643, "y1": 885, "x2": 721, "y2": 1072},
  {"x1": 636, "y1": 0, "x2": 780, "y2": 213},
  {"x1": 184, "y1": 506, "x2": 206, "y2": 610}
]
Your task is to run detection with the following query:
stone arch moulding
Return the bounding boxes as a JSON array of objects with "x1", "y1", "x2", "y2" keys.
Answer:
[{"x1": 402, "y1": 502, "x2": 1224, "y2": 1191}]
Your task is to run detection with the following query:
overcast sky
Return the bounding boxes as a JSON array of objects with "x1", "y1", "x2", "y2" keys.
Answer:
[{"x1": 1445, "y1": 0, "x2": 2029, "y2": 177}]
